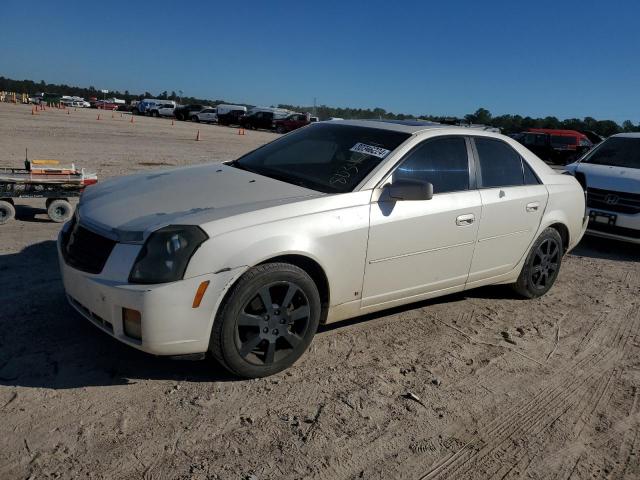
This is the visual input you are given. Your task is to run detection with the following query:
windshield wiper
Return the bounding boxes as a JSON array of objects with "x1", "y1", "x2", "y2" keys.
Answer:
[
  {"x1": 227, "y1": 160, "x2": 257, "y2": 174},
  {"x1": 260, "y1": 170, "x2": 313, "y2": 189}
]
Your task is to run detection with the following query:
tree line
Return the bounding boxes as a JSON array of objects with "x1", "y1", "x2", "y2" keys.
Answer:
[{"x1": 2, "y1": 76, "x2": 638, "y2": 137}]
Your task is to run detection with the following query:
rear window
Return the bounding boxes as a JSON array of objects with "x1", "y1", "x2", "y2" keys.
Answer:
[{"x1": 581, "y1": 137, "x2": 640, "y2": 169}]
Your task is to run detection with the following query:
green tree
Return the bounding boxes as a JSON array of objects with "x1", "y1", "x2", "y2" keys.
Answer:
[{"x1": 465, "y1": 108, "x2": 492, "y2": 125}]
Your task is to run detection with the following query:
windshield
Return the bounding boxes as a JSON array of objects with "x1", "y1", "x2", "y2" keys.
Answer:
[
  {"x1": 581, "y1": 137, "x2": 640, "y2": 169},
  {"x1": 232, "y1": 123, "x2": 410, "y2": 193}
]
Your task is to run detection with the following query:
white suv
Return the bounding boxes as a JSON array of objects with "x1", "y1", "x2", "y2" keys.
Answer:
[
  {"x1": 58, "y1": 120, "x2": 587, "y2": 378},
  {"x1": 566, "y1": 133, "x2": 640, "y2": 244},
  {"x1": 191, "y1": 107, "x2": 218, "y2": 123}
]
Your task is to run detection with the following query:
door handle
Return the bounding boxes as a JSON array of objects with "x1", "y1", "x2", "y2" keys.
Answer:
[
  {"x1": 456, "y1": 214, "x2": 475, "y2": 226},
  {"x1": 526, "y1": 202, "x2": 540, "y2": 212}
]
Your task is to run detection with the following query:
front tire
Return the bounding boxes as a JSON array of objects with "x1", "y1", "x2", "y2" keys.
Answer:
[
  {"x1": 513, "y1": 227, "x2": 563, "y2": 298},
  {"x1": 209, "y1": 263, "x2": 321, "y2": 378}
]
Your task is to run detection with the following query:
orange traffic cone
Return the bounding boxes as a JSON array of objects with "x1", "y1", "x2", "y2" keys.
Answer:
[
  {"x1": 195, "y1": 130, "x2": 201, "y2": 141},
  {"x1": 238, "y1": 128, "x2": 245, "y2": 135}
]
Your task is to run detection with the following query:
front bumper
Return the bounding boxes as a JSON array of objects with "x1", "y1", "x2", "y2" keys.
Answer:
[
  {"x1": 58, "y1": 231, "x2": 241, "y2": 356},
  {"x1": 585, "y1": 207, "x2": 640, "y2": 244}
]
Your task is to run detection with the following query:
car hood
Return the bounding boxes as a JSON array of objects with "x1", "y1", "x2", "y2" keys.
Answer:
[
  {"x1": 568, "y1": 162, "x2": 640, "y2": 191},
  {"x1": 78, "y1": 163, "x2": 321, "y2": 242}
]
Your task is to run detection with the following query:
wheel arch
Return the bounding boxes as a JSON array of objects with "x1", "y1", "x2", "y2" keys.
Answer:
[
  {"x1": 547, "y1": 222, "x2": 570, "y2": 252},
  {"x1": 539, "y1": 204, "x2": 581, "y2": 253},
  {"x1": 257, "y1": 254, "x2": 330, "y2": 324}
]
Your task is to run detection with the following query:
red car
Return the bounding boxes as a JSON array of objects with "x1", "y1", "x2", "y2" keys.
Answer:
[
  {"x1": 94, "y1": 101, "x2": 119, "y2": 111},
  {"x1": 527, "y1": 129, "x2": 592, "y2": 152},
  {"x1": 273, "y1": 113, "x2": 317, "y2": 133}
]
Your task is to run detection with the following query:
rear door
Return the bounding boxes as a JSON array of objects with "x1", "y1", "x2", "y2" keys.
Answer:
[{"x1": 467, "y1": 137, "x2": 548, "y2": 283}]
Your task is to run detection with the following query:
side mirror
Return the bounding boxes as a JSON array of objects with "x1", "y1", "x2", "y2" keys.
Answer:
[{"x1": 386, "y1": 179, "x2": 433, "y2": 201}]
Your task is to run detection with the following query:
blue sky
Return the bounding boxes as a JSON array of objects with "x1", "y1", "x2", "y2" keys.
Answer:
[{"x1": 2, "y1": 0, "x2": 639, "y2": 122}]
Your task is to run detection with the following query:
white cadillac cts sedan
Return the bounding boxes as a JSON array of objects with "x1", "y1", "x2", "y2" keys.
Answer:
[{"x1": 59, "y1": 120, "x2": 587, "y2": 378}]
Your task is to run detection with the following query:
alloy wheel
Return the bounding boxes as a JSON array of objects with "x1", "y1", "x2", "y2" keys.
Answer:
[
  {"x1": 530, "y1": 238, "x2": 560, "y2": 288},
  {"x1": 235, "y1": 281, "x2": 311, "y2": 366}
]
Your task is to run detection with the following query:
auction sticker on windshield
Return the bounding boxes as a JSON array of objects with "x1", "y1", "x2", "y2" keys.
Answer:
[{"x1": 349, "y1": 143, "x2": 391, "y2": 159}]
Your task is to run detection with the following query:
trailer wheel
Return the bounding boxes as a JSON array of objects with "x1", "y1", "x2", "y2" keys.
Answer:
[
  {"x1": 47, "y1": 199, "x2": 73, "y2": 223},
  {"x1": 0, "y1": 200, "x2": 16, "y2": 225}
]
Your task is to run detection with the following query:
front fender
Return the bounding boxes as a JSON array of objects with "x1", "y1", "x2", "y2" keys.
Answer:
[{"x1": 185, "y1": 203, "x2": 371, "y2": 308}]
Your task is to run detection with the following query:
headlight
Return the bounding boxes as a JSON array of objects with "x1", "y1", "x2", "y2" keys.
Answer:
[{"x1": 129, "y1": 225, "x2": 208, "y2": 284}]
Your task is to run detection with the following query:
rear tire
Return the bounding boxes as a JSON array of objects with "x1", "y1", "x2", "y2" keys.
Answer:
[
  {"x1": 209, "y1": 263, "x2": 321, "y2": 378},
  {"x1": 0, "y1": 200, "x2": 16, "y2": 225},
  {"x1": 513, "y1": 227, "x2": 563, "y2": 298},
  {"x1": 47, "y1": 199, "x2": 73, "y2": 223}
]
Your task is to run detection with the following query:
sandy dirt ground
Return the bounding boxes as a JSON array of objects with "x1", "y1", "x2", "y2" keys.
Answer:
[{"x1": 0, "y1": 102, "x2": 639, "y2": 480}]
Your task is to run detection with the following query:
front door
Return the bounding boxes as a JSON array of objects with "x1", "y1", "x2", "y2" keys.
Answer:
[{"x1": 362, "y1": 136, "x2": 481, "y2": 308}]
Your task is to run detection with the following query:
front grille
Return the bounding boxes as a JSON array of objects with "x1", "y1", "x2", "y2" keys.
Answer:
[
  {"x1": 68, "y1": 296, "x2": 114, "y2": 333},
  {"x1": 587, "y1": 187, "x2": 640, "y2": 215},
  {"x1": 62, "y1": 216, "x2": 117, "y2": 274},
  {"x1": 588, "y1": 221, "x2": 640, "y2": 239}
]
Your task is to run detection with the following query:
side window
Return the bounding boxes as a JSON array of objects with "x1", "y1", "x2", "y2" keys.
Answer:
[
  {"x1": 393, "y1": 137, "x2": 469, "y2": 194},
  {"x1": 475, "y1": 138, "x2": 524, "y2": 188},
  {"x1": 523, "y1": 160, "x2": 540, "y2": 185}
]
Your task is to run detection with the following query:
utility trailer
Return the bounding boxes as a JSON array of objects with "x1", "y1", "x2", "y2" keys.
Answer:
[{"x1": 0, "y1": 159, "x2": 97, "y2": 225}]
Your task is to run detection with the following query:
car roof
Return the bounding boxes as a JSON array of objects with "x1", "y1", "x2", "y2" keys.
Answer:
[
  {"x1": 528, "y1": 128, "x2": 587, "y2": 137},
  {"x1": 325, "y1": 119, "x2": 456, "y2": 134},
  {"x1": 611, "y1": 132, "x2": 640, "y2": 138}
]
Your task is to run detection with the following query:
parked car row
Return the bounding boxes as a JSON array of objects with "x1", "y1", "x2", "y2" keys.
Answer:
[{"x1": 134, "y1": 100, "x2": 319, "y2": 133}]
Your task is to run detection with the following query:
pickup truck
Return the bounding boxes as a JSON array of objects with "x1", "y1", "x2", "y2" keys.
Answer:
[
  {"x1": 174, "y1": 104, "x2": 206, "y2": 121},
  {"x1": 149, "y1": 103, "x2": 177, "y2": 117}
]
